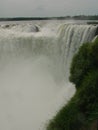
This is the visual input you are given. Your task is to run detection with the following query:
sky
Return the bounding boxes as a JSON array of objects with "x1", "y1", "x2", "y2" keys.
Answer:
[{"x1": 0, "y1": 0, "x2": 98, "y2": 17}]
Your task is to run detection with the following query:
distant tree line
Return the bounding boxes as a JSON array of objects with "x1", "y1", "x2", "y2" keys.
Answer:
[{"x1": 0, "y1": 15, "x2": 98, "y2": 21}]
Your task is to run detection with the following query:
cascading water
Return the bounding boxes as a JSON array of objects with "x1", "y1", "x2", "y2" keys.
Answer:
[
  {"x1": 0, "y1": 21, "x2": 97, "y2": 130},
  {"x1": 58, "y1": 24, "x2": 97, "y2": 80}
]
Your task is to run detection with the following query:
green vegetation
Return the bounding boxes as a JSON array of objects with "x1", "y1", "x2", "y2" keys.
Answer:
[
  {"x1": 47, "y1": 38, "x2": 98, "y2": 130},
  {"x1": 0, "y1": 15, "x2": 98, "y2": 21}
]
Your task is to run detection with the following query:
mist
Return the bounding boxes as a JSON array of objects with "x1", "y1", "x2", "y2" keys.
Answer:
[{"x1": 0, "y1": 55, "x2": 75, "y2": 130}]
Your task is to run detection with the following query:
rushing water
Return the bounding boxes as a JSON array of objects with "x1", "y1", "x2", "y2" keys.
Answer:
[{"x1": 0, "y1": 20, "x2": 97, "y2": 130}]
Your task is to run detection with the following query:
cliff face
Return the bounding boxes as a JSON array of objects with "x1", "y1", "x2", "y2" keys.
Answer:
[
  {"x1": 89, "y1": 120, "x2": 98, "y2": 130},
  {"x1": 47, "y1": 38, "x2": 98, "y2": 130},
  {"x1": 95, "y1": 27, "x2": 98, "y2": 36},
  {"x1": 82, "y1": 120, "x2": 98, "y2": 130}
]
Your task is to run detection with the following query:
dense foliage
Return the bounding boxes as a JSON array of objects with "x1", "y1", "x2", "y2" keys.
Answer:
[{"x1": 47, "y1": 38, "x2": 98, "y2": 130}]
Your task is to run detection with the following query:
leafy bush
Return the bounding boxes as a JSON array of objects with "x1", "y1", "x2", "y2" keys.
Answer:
[{"x1": 78, "y1": 70, "x2": 98, "y2": 117}]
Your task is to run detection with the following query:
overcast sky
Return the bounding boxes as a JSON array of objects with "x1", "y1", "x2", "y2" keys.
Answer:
[{"x1": 0, "y1": 0, "x2": 98, "y2": 17}]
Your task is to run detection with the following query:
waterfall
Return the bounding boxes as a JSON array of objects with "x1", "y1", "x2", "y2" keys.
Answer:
[
  {"x1": 58, "y1": 24, "x2": 97, "y2": 80},
  {"x1": 0, "y1": 21, "x2": 97, "y2": 130}
]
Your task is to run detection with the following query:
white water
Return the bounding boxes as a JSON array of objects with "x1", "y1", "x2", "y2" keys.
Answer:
[{"x1": 0, "y1": 21, "x2": 97, "y2": 130}]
